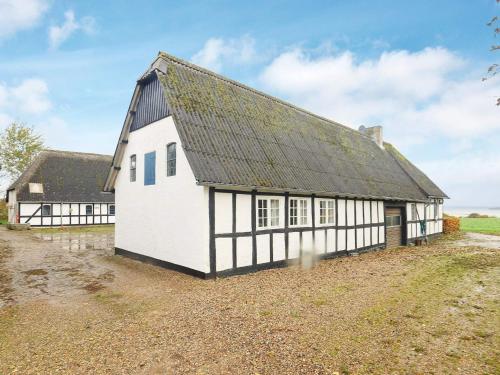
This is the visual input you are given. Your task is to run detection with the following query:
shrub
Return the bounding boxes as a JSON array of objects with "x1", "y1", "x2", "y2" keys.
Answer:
[
  {"x1": 443, "y1": 216, "x2": 460, "y2": 233},
  {"x1": 468, "y1": 213, "x2": 490, "y2": 218},
  {"x1": 0, "y1": 199, "x2": 7, "y2": 223}
]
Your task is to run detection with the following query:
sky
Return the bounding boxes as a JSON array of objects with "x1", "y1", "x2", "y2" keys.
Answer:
[{"x1": 0, "y1": 0, "x2": 499, "y2": 207}]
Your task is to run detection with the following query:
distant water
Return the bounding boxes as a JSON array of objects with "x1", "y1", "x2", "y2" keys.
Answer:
[{"x1": 445, "y1": 207, "x2": 500, "y2": 218}]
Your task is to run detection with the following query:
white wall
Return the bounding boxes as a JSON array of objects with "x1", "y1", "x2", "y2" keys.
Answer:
[
  {"x1": 7, "y1": 190, "x2": 17, "y2": 223},
  {"x1": 212, "y1": 193, "x2": 386, "y2": 272},
  {"x1": 114, "y1": 116, "x2": 210, "y2": 273},
  {"x1": 16, "y1": 202, "x2": 115, "y2": 226}
]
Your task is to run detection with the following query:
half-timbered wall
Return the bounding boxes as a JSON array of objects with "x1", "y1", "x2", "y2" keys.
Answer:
[
  {"x1": 18, "y1": 202, "x2": 115, "y2": 226},
  {"x1": 211, "y1": 189, "x2": 385, "y2": 276},
  {"x1": 406, "y1": 200, "x2": 443, "y2": 241}
]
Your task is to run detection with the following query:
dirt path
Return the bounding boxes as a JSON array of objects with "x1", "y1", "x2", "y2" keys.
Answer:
[
  {"x1": 455, "y1": 232, "x2": 500, "y2": 249},
  {"x1": 0, "y1": 229, "x2": 498, "y2": 374},
  {"x1": 0, "y1": 226, "x2": 115, "y2": 306}
]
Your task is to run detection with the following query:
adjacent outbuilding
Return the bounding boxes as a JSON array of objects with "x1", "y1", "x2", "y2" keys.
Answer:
[
  {"x1": 104, "y1": 52, "x2": 448, "y2": 278},
  {"x1": 6, "y1": 150, "x2": 115, "y2": 227}
]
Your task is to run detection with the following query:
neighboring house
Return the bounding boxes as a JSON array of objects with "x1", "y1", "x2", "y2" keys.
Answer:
[
  {"x1": 104, "y1": 52, "x2": 447, "y2": 279},
  {"x1": 6, "y1": 150, "x2": 115, "y2": 227}
]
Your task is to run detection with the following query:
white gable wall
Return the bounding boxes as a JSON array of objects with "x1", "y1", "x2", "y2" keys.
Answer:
[{"x1": 114, "y1": 116, "x2": 209, "y2": 273}]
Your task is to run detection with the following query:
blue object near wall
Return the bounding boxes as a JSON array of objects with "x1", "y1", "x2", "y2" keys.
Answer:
[{"x1": 144, "y1": 151, "x2": 156, "y2": 185}]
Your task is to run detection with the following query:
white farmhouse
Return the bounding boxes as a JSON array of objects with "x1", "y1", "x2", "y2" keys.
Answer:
[
  {"x1": 6, "y1": 150, "x2": 115, "y2": 227},
  {"x1": 104, "y1": 52, "x2": 447, "y2": 278}
]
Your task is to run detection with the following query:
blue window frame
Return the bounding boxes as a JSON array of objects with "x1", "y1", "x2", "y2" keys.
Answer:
[{"x1": 144, "y1": 151, "x2": 156, "y2": 185}]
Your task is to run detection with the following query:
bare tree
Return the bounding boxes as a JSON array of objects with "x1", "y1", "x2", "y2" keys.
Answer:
[{"x1": 483, "y1": 0, "x2": 499, "y2": 105}]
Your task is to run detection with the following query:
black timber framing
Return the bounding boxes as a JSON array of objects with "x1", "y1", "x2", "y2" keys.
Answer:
[
  {"x1": 208, "y1": 188, "x2": 444, "y2": 278},
  {"x1": 19, "y1": 202, "x2": 115, "y2": 227},
  {"x1": 211, "y1": 189, "x2": 392, "y2": 275},
  {"x1": 208, "y1": 187, "x2": 216, "y2": 276}
]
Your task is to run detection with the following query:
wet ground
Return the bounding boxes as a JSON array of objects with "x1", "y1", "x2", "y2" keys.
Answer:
[
  {"x1": 455, "y1": 232, "x2": 500, "y2": 249},
  {"x1": 0, "y1": 226, "x2": 114, "y2": 306}
]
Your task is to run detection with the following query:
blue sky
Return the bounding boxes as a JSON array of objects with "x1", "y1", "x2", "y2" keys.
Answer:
[{"x1": 0, "y1": 0, "x2": 499, "y2": 206}]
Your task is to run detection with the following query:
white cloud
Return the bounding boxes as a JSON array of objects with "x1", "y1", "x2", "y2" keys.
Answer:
[
  {"x1": 191, "y1": 35, "x2": 256, "y2": 72},
  {"x1": 0, "y1": 78, "x2": 51, "y2": 126},
  {"x1": 10, "y1": 78, "x2": 51, "y2": 114},
  {"x1": 48, "y1": 10, "x2": 96, "y2": 50},
  {"x1": 258, "y1": 46, "x2": 500, "y2": 205},
  {"x1": 419, "y1": 152, "x2": 500, "y2": 206},
  {"x1": 0, "y1": 0, "x2": 48, "y2": 39},
  {"x1": 259, "y1": 47, "x2": 500, "y2": 143}
]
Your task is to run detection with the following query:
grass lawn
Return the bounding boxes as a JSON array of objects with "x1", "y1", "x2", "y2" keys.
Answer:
[
  {"x1": 30, "y1": 224, "x2": 114, "y2": 234},
  {"x1": 461, "y1": 217, "x2": 500, "y2": 235}
]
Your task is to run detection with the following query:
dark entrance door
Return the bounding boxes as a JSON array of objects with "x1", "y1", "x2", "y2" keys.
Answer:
[{"x1": 386, "y1": 207, "x2": 403, "y2": 248}]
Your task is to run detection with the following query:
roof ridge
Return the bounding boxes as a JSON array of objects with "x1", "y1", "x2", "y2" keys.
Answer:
[
  {"x1": 41, "y1": 149, "x2": 112, "y2": 158},
  {"x1": 157, "y1": 51, "x2": 367, "y2": 139}
]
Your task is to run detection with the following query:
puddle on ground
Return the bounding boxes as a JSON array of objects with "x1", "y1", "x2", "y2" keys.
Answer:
[{"x1": 0, "y1": 229, "x2": 116, "y2": 307}]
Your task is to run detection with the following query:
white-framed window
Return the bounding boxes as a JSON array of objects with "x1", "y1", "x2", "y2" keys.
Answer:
[
  {"x1": 319, "y1": 199, "x2": 335, "y2": 224},
  {"x1": 257, "y1": 198, "x2": 280, "y2": 228},
  {"x1": 290, "y1": 198, "x2": 308, "y2": 226},
  {"x1": 85, "y1": 205, "x2": 93, "y2": 215}
]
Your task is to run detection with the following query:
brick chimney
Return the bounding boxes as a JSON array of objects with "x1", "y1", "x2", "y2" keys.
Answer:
[{"x1": 359, "y1": 125, "x2": 383, "y2": 149}]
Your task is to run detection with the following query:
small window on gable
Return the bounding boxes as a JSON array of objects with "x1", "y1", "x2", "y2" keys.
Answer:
[
  {"x1": 166, "y1": 143, "x2": 176, "y2": 177},
  {"x1": 29, "y1": 183, "x2": 44, "y2": 194},
  {"x1": 42, "y1": 204, "x2": 51, "y2": 216},
  {"x1": 86, "y1": 205, "x2": 93, "y2": 215},
  {"x1": 144, "y1": 151, "x2": 156, "y2": 185},
  {"x1": 130, "y1": 154, "x2": 137, "y2": 182},
  {"x1": 109, "y1": 205, "x2": 115, "y2": 215}
]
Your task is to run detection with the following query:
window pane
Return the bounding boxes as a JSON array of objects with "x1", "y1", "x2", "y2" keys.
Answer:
[
  {"x1": 290, "y1": 199, "x2": 298, "y2": 226},
  {"x1": 319, "y1": 201, "x2": 326, "y2": 224},
  {"x1": 130, "y1": 155, "x2": 136, "y2": 182},
  {"x1": 270, "y1": 199, "x2": 279, "y2": 226},
  {"x1": 300, "y1": 199, "x2": 308, "y2": 225},
  {"x1": 109, "y1": 205, "x2": 115, "y2": 215},
  {"x1": 42, "y1": 205, "x2": 51, "y2": 216},
  {"x1": 166, "y1": 143, "x2": 176, "y2": 176},
  {"x1": 86, "y1": 205, "x2": 93, "y2": 215},
  {"x1": 328, "y1": 200, "x2": 335, "y2": 224},
  {"x1": 258, "y1": 199, "x2": 268, "y2": 228}
]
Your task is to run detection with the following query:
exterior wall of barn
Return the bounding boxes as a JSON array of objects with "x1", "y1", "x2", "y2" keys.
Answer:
[
  {"x1": 114, "y1": 116, "x2": 210, "y2": 274},
  {"x1": 211, "y1": 189, "x2": 386, "y2": 276},
  {"x1": 406, "y1": 200, "x2": 444, "y2": 242},
  {"x1": 16, "y1": 202, "x2": 115, "y2": 226}
]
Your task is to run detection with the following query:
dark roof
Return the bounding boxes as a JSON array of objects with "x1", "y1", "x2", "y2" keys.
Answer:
[
  {"x1": 8, "y1": 150, "x2": 114, "y2": 203},
  {"x1": 105, "y1": 52, "x2": 447, "y2": 201},
  {"x1": 384, "y1": 143, "x2": 449, "y2": 199}
]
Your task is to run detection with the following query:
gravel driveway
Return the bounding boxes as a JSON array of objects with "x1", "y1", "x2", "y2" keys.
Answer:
[{"x1": 0, "y1": 227, "x2": 498, "y2": 374}]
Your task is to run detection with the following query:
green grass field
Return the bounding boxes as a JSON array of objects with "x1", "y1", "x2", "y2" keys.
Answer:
[{"x1": 460, "y1": 217, "x2": 500, "y2": 235}]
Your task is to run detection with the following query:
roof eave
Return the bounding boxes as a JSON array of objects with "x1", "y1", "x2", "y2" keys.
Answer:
[{"x1": 196, "y1": 181, "x2": 429, "y2": 203}]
